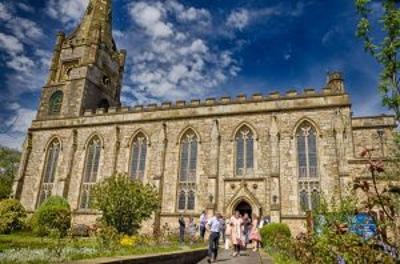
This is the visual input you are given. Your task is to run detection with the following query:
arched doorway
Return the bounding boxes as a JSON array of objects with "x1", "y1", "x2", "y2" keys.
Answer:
[{"x1": 234, "y1": 200, "x2": 252, "y2": 217}]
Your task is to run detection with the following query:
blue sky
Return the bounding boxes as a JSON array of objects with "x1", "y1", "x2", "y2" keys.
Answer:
[{"x1": 0, "y1": 0, "x2": 391, "y2": 149}]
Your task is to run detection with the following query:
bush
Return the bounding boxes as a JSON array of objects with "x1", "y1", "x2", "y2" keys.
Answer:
[
  {"x1": 95, "y1": 224, "x2": 121, "y2": 250},
  {"x1": 32, "y1": 196, "x2": 71, "y2": 237},
  {"x1": 0, "y1": 199, "x2": 26, "y2": 234},
  {"x1": 260, "y1": 223, "x2": 291, "y2": 248},
  {"x1": 93, "y1": 173, "x2": 159, "y2": 235}
]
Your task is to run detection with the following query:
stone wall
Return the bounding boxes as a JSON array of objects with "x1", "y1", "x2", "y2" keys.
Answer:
[{"x1": 15, "y1": 89, "x2": 397, "y2": 235}]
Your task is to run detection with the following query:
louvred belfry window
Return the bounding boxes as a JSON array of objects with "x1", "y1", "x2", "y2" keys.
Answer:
[
  {"x1": 130, "y1": 133, "x2": 147, "y2": 181},
  {"x1": 79, "y1": 136, "x2": 101, "y2": 209},
  {"x1": 177, "y1": 130, "x2": 198, "y2": 211},
  {"x1": 38, "y1": 139, "x2": 60, "y2": 206},
  {"x1": 296, "y1": 122, "x2": 320, "y2": 212},
  {"x1": 235, "y1": 126, "x2": 254, "y2": 176}
]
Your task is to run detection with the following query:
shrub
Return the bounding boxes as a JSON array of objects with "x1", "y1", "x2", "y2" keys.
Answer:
[
  {"x1": 95, "y1": 224, "x2": 121, "y2": 250},
  {"x1": 93, "y1": 173, "x2": 159, "y2": 235},
  {"x1": 32, "y1": 196, "x2": 71, "y2": 237},
  {"x1": 0, "y1": 199, "x2": 26, "y2": 234},
  {"x1": 260, "y1": 223, "x2": 291, "y2": 249}
]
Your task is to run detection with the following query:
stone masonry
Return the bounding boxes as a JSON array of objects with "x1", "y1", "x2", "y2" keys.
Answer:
[{"x1": 13, "y1": 0, "x2": 396, "y2": 235}]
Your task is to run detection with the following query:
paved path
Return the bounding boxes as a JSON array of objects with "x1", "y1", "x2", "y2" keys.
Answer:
[{"x1": 197, "y1": 248, "x2": 274, "y2": 264}]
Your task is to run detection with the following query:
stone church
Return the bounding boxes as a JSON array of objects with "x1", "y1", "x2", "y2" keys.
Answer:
[{"x1": 13, "y1": 0, "x2": 396, "y2": 234}]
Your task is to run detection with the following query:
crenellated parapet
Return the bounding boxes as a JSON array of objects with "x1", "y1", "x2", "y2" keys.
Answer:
[
  {"x1": 352, "y1": 115, "x2": 396, "y2": 129},
  {"x1": 79, "y1": 86, "x2": 344, "y2": 117}
]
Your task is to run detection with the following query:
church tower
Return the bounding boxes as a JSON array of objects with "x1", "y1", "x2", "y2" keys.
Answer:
[{"x1": 36, "y1": 0, "x2": 126, "y2": 120}]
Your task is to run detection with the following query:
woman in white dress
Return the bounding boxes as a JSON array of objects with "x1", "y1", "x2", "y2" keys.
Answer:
[{"x1": 230, "y1": 211, "x2": 244, "y2": 257}]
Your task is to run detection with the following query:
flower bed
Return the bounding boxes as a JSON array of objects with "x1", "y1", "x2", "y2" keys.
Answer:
[{"x1": 0, "y1": 232, "x2": 205, "y2": 264}]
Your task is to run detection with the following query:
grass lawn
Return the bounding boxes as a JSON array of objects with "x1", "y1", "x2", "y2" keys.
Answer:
[
  {"x1": 0, "y1": 232, "x2": 206, "y2": 264},
  {"x1": 263, "y1": 248, "x2": 299, "y2": 264},
  {"x1": 0, "y1": 232, "x2": 96, "y2": 251}
]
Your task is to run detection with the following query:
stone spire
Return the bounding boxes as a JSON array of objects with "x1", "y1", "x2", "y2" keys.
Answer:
[
  {"x1": 68, "y1": 0, "x2": 115, "y2": 51},
  {"x1": 37, "y1": 0, "x2": 126, "y2": 120}
]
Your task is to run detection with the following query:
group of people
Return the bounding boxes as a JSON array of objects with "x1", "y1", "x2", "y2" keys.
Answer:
[{"x1": 178, "y1": 210, "x2": 269, "y2": 263}]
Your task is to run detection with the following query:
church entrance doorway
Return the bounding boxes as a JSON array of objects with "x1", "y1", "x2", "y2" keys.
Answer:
[{"x1": 234, "y1": 200, "x2": 252, "y2": 217}]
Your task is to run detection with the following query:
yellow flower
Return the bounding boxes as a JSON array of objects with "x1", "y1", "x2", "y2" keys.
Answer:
[{"x1": 120, "y1": 235, "x2": 135, "y2": 246}]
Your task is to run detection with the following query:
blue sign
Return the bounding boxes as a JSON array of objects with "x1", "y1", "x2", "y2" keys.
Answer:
[
  {"x1": 314, "y1": 215, "x2": 327, "y2": 235},
  {"x1": 349, "y1": 213, "x2": 377, "y2": 240}
]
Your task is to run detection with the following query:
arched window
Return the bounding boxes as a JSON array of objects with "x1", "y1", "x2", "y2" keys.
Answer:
[
  {"x1": 38, "y1": 139, "x2": 60, "y2": 206},
  {"x1": 235, "y1": 125, "x2": 254, "y2": 176},
  {"x1": 296, "y1": 121, "x2": 320, "y2": 212},
  {"x1": 187, "y1": 191, "x2": 195, "y2": 210},
  {"x1": 130, "y1": 133, "x2": 147, "y2": 181},
  {"x1": 177, "y1": 130, "x2": 197, "y2": 211},
  {"x1": 49, "y1": 91, "x2": 63, "y2": 115},
  {"x1": 178, "y1": 191, "x2": 186, "y2": 210},
  {"x1": 80, "y1": 136, "x2": 101, "y2": 209}
]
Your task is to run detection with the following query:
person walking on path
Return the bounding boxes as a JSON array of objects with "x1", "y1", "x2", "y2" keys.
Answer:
[
  {"x1": 199, "y1": 210, "x2": 208, "y2": 240},
  {"x1": 207, "y1": 213, "x2": 223, "y2": 263},
  {"x1": 188, "y1": 216, "x2": 197, "y2": 245},
  {"x1": 249, "y1": 214, "x2": 262, "y2": 252},
  {"x1": 230, "y1": 211, "x2": 244, "y2": 257},
  {"x1": 243, "y1": 213, "x2": 251, "y2": 248},
  {"x1": 179, "y1": 214, "x2": 186, "y2": 244}
]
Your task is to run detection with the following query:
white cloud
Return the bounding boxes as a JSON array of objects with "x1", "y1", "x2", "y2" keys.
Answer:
[
  {"x1": 123, "y1": 1, "x2": 239, "y2": 103},
  {"x1": 0, "y1": 106, "x2": 36, "y2": 150},
  {"x1": 46, "y1": 0, "x2": 89, "y2": 27},
  {"x1": 0, "y1": 33, "x2": 24, "y2": 54},
  {"x1": 6, "y1": 55, "x2": 35, "y2": 74},
  {"x1": 0, "y1": 3, "x2": 12, "y2": 21},
  {"x1": 0, "y1": 134, "x2": 25, "y2": 150},
  {"x1": 226, "y1": 3, "x2": 304, "y2": 31},
  {"x1": 0, "y1": 4, "x2": 50, "y2": 100},
  {"x1": 17, "y1": 3, "x2": 34, "y2": 13},
  {"x1": 130, "y1": 2, "x2": 173, "y2": 38},
  {"x1": 166, "y1": 1, "x2": 210, "y2": 23},
  {"x1": 226, "y1": 9, "x2": 250, "y2": 31},
  {"x1": 5, "y1": 17, "x2": 44, "y2": 42}
]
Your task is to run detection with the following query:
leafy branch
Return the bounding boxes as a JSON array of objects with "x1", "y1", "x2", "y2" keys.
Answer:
[{"x1": 355, "y1": 0, "x2": 400, "y2": 120}]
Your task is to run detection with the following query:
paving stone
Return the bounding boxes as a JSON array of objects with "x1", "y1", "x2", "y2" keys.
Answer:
[{"x1": 197, "y1": 248, "x2": 274, "y2": 264}]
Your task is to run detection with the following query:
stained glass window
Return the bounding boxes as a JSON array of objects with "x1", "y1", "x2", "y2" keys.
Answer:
[
  {"x1": 187, "y1": 191, "x2": 195, "y2": 210},
  {"x1": 235, "y1": 126, "x2": 254, "y2": 176},
  {"x1": 38, "y1": 139, "x2": 60, "y2": 206},
  {"x1": 49, "y1": 91, "x2": 63, "y2": 115},
  {"x1": 178, "y1": 191, "x2": 186, "y2": 210},
  {"x1": 297, "y1": 121, "x2": 320, "y2": 212},
  {"x1": 80, "y1": 136, "x2": 101, "y2": 209},
  {"x1": 130, "y1": 133, "x2": 147, "y2": 181},
  {"x1": 177, "y1": 130, "x2": 197, "y2": 211}
]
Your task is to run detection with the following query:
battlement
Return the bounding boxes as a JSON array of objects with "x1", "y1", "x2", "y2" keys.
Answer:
[
  {"x1": 352, "y1": 115, "x2": 396, "y2": 129},
  {"x1": 82, "y1": 87, "x2": 341, "y2": 117}
]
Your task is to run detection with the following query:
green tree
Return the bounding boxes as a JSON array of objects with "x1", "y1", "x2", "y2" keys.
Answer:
[
  {"x1": 93, "y1": 173, "x2": 159, "y2": 235},
  {"x1": 32, "y1": 196, "x2": 72, "y2": 237},
  {"x1": 0, "y1": 199, "x2": 26, "y2": 234},
  {"x1": 355, "y1": 0, "x2": 400, "y2": 119},
  {"x1": 0, "y1": 146, "x2": 21, "y2": 200}
]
